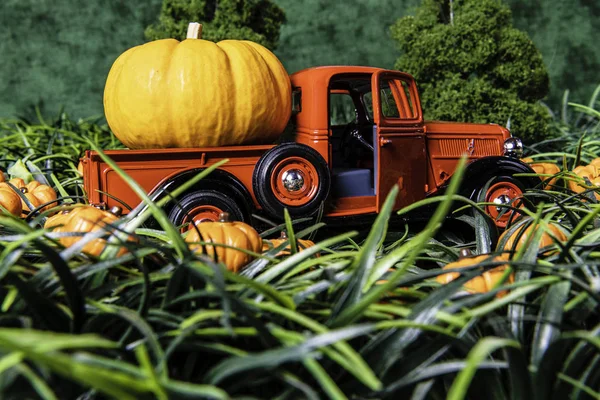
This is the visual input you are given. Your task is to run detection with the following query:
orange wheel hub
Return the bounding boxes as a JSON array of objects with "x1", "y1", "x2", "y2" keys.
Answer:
[
  {"x1": 485, "y1": 181, "x2": 523, "y2": 228},
  {"x1": 183, "y1": 204, "x2": 223, "y2": 229},
  {"x1": 271, "y1": 157, "x2": 319, "y2": 207}
]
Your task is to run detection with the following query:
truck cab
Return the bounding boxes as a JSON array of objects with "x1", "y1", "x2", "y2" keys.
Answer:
[
  {"x1": 82, "y1": 66, "x2": 536, "y2": 229},
  {"x1": 287, "y1": 66, "x2": 531, "y2": 225}
]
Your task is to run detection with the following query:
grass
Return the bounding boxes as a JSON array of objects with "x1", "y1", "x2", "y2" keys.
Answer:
[{"x1": 0, "y1": 101, "x2": 599, "y2": 399}]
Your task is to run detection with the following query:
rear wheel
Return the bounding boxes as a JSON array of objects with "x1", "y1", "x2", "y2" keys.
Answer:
[
  {"x1": 253, "y1": 143, "x2": 330, "y2": 219},
  {"x1": 168, "y1": 190, "x2": 245, "y2": 229}
]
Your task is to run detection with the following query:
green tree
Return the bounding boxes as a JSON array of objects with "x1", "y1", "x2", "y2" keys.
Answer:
[
  {"x1": 507, "y1": 0, "x2": 600, "y2": 108},
  {"x1": 391, "y1": 0, "x2": 550, "y2": 143},
  {"x1": 145, "y1": 0, "x2": 286, "y2": 50}
]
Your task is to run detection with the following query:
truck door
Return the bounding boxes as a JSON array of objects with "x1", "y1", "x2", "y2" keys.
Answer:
[{"x1": 371, "y1": 71, "x2": 427, "y2": 211}]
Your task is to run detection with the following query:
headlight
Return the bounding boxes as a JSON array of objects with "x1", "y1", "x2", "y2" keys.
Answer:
[{"x1": 503, "y1": 137, "x2": 523, "y2": 158}]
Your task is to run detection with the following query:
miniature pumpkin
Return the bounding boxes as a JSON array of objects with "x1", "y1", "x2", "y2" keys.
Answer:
[
  {"x1": 44, "y1": 205, "x2": 129, "y2": 257},
  {"x1": 185, "y1": 212, "x2": 262, "y2": 272},
  {"x1": 569, "y1": 165, "x2": 598, "y2": 193},
  {"x1": 521, "y1": 158, "x2": 560, "y2": 186},
  {"x1": 5, "y1": 178, "x2": 58, "y2": 215},
  {"x1": 436, "y1": 252, "x2": 513, "y2": 297},
  {"x1": 498, "y1": 222, "x2": 568, "y2": 253},
  {"x1": 589, "y1": 157, "x2": 600, "y2": 170},
  {"x1": 0, "y1": 185, "x2": 22, "y2": 216},
  {"x1": 262, "y1": 231, "x2": 317, "y2": 257},
  {"x1": 104, "y1": 23, "x2": 291, "y2": 150}
]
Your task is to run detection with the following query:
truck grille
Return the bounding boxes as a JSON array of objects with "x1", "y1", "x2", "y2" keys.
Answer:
[{"x1": 438, "y1": 138, "x2": 500, "y2": 157}]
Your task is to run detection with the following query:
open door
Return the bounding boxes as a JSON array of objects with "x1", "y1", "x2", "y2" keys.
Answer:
[{"x1": 371, "y1": 71, "x2": 427, "y2": 211}]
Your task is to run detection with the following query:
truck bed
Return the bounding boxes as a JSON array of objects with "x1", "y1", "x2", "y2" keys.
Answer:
[{"x1": 81, "y1": 145, "x2": 274, "y2": 211}]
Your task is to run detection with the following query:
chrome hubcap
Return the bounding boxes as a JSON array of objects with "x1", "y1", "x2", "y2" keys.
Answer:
[
  {"x1": 282, "y1": 169, "x2": 305, "y2": 192},
  {"x1": 493, "y1": 194, "x2": 512, "y2": 211}
]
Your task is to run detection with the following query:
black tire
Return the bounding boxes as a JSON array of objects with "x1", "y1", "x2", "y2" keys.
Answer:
[
  {"x1": 253, "y1": 143, "x2": 330, "y2": 219},
  {"x1": 474, "y1": 175, "x2": 528, "y2": 229},
  {"x1": 168, "y1": 190, "x2": 245, "y2": 227}
]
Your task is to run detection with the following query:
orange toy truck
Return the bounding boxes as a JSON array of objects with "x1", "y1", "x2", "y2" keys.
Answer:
[{"x1": 81, "y1": 66, "x2": 537, "y2": 229}]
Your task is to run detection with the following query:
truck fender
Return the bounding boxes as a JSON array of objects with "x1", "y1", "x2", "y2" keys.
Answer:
[{"x1": 459, "y1": 156, "x2": 540, "y2": 199}]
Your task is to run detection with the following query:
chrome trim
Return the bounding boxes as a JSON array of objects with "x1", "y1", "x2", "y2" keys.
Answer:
[{"x1": 503, "y1": 137, "x2": 523, "y2": 158}]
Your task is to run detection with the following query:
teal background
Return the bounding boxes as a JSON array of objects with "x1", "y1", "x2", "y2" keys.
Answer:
[{"x1": 0, "y1": 0, "x2": 598, "y2": 119}]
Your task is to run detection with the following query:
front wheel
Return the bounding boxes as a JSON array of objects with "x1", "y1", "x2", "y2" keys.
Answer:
[{"x1": 478, "y1": 176, "x2": 526, "y2": 229}]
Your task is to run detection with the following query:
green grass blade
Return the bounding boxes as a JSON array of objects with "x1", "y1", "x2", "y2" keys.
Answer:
[
  {"x1": 329, "y1": 186, "x2": 398, "y2": 321},
  {"x1": 206, "y1": 324, "x2": 374, "y2": 384},
  {"x1": 447, "y1": 337, "x2": 520, "y2": 400},
  {"x1": 329, "y1": 156, "x2": 467, "y2": 328}
]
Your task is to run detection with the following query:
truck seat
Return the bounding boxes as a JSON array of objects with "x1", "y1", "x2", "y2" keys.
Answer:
[{"x1": 332, "y1": 168, "x2": 374, "y2": 197}]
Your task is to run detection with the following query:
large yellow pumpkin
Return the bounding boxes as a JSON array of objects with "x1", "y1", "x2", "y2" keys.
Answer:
[
  {"x1": 436, "y1": 253, "x2": 513, "y2": 297},
  {"x1": 185, "y1": 212, "x2": 262, "y2": 272},
  {"x1": 104, "y1": 23, "x2": 291, "y2": 149}
]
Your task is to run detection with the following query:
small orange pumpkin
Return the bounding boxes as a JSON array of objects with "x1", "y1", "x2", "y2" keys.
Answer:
[
  {"x1": 437, "y1": 252, "x2": 513, "y2": 297},
  {"x1": 44, "y1": 205, "x2": 129, "y2": 257},
  {"x1": 185, "y1": 212, "x2": 262, "y2": 272},
  {"x1": 588, "y1": 157, "x2": 600, "y2": 170},
  {"x1": 0, "y1": 185, "x2": 22, "y2": 216},
  {"x1": 3, "y1": 178, "x2": 58, "y2": 215},
  {"x1": 522, "y1": 158, "x2": 561, "y2": 187},
  {"x1": 262, "y1": 231, "x2": 317, "y2": 257},
  {"x1": 498, "y1": 222, "x2": 568, "y2": 254},
  {"x1": 569, "y1": 165, "x2": 598, "y2": 193}
]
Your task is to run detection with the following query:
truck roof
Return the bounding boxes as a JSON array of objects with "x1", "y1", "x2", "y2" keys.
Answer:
[{"x1": 290, "y1": 66, "x2": 416, "y2": 90}]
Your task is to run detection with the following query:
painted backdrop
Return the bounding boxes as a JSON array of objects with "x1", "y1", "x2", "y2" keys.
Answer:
[{"x1": 0, "y1": 0, "x2": 598, "y2": 119}]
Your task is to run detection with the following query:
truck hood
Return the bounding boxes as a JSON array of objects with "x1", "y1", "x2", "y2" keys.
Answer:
[{"x1": 425, "y1": 121, "x2": 512, "y2": 140}]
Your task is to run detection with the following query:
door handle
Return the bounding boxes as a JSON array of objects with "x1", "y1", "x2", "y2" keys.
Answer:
[{"x1": 380, "y1": 138, "x2": 392, "y2": 147}]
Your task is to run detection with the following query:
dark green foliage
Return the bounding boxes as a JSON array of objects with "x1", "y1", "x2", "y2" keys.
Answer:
[
  {"x1": 1, "y1": 105, "x2": 600, "y2": 398},
  {"x1": 391, "y1": 0, "x2": 551, "y2": 143},
  {"x1": 507, "y1": 0, "x2": 600, "y2": 108},
  {"x1": 144, "y1": 0, "x2": 286, "y2": 50}
]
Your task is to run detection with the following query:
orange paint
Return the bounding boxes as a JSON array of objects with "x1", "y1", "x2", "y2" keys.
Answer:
[{"x1": 83, "y1": 66, "x2": 516, "y2": 223}]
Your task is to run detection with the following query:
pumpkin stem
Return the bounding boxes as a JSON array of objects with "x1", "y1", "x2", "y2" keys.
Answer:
[
  {"x1": 218, "y1": 212, "x2": 230, "y2": 222},
  {"x1": 459, "y1": 249, "x2": 472, "y2": 259},
  {"x1": 109, "y1": 206, "x2": 123, "y2": 217},
  {"x1": 186, "y1": 23, "x2": 203, "y2": 40},
  {"x1": 280, "y1": 231, "x2": 288, "y2": 239}
]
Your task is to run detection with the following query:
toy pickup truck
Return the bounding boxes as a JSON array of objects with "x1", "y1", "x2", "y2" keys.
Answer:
[{"x1": 80, "y1": 66, "x2": 537, "y2": 229}]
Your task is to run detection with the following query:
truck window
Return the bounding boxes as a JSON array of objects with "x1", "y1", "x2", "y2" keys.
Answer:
[
  {"x1": 362, "y1": 80, "x2": 400, "y2": 119},
  {"x1": 364, "y1": 78, "x2": 417, "y2": 120},
  {"x1": 330, "y1": 93, "x2": 356, "y2": 126},
  {"x1": 380, "y1": 80, "x2": 400, "y2": 118}
]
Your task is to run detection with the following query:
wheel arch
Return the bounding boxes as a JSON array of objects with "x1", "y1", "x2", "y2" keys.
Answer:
[
  {"x1": 151, "y1": 168, "x2": 254, "y2": 218},
  {"x1": 459, "y1": 156, "x2": 540, "y2": 199}
]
